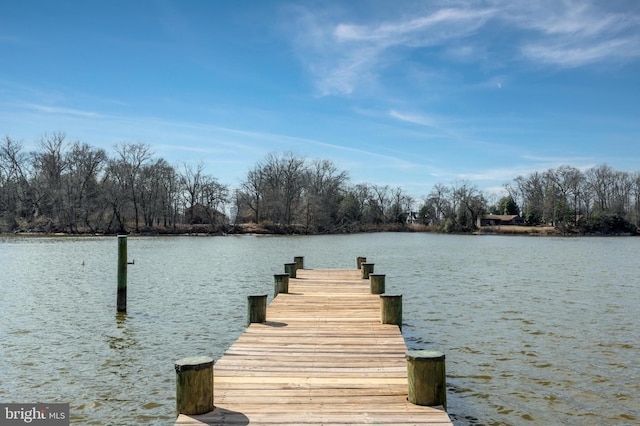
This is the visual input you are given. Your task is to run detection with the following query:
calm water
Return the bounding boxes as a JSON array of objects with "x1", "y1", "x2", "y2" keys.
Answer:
[{"x1": 0, "y1": 233, "x2": 638, "y2": 425}]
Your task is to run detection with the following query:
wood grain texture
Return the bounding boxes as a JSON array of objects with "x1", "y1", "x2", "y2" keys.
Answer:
[{"x1": 175, "y1": 268, "x2": 452, "y2": 425}]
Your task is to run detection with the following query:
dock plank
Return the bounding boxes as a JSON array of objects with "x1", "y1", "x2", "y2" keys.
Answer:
[{"x1": 175, "y1": 268, "x2": 452, "y2": 425}]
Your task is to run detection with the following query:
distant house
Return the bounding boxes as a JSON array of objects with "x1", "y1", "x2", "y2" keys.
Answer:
[
  {"x1": 406, "y1": 211, "x2": 419, "y2": 224},
  {"x1": 477, "y1": 214, "x2": 525, "y2": 227},
  {"x1": 184, "y1": 203, "x2": 226, "y2": 225}
]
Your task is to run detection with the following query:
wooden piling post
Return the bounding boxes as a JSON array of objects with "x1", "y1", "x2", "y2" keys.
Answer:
[
  {"x1": 294, "y1": 256, "x2": 304, "y2": 270},
  {"x1": 405, "y1": 350, "x2": 447, "y2": 410},
  {"x1": 369, "y1": 274, "x2": 385, "y2": 294},
  {"x1": 284, "y1": 262, "x2": 297, "y2": 279},
  {"x1": 117, "y1": 235, "x2": 127, "y2": 312},
  {"x1": 274, "y1": 274, "x2": 289, "y2": 297},
  {"x1": 356, "y1": 256, "x2": 366, "y2": 269},
  {"x1": 175, "y1": 356, "x2": 214, "y2": 415},
  {"x1": 380, "y1": 294, "x2": 402, "y2": 328},
  {"x1": 361, "y1": 262, "x2": 374, "y2": 279},
  {"x1": 247, "y1": 294, "x2": 267, "y2": 325}
]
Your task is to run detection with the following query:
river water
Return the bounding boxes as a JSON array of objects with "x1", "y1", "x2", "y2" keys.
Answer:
[{"x1": 0, "y1": 233, "x2": 638, "y2": 425}]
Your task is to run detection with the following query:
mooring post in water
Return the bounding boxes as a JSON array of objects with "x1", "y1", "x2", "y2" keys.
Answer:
[
  {"x1": 356, "y1": 256, "x2": 366, "y2": 269},
  {"x1": 361, "y1": 262, "x2": 374, "y2": 279},
  {"x1": 117, "y1": 235, "x2": 127, "y2": 312},
  {"x1": 247, "y1": 294, "x2": 267, "y2": 325},
  {"x1": 369, "y1": 274, "x2": 386, "y2": 294},
  {"x1": 380, "y1": 294, "x2": 402, "y2": 328},
  {"x1": 274, "y1": 274, "x2": 290, "y2": 297},
  {"x1": 405, "y1": 350, "x2": 447, "y2": 410},
  {"x1": 175, "y1": 356, "x2": 214, "y2": 415},
  {"x1": 284, "y1": 262, "x2": 297, "y2": 279},
  {"x1": 294, "y1": 256, "x2": 304, "y2": 270}
]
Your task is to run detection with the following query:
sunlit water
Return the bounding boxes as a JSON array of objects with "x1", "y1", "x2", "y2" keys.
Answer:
[{"x1": 0, "y1": 233, "x2": 638, "y2": 425}]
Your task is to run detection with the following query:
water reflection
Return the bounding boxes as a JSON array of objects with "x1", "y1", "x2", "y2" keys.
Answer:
[{"x1": 106, "y1": 312, "x2": 137, "y2": 351}]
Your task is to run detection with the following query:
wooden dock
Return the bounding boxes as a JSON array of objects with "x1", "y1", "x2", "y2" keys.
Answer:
[{"x1": 175, "y1": 267, "x2": 452, "y2": 425}]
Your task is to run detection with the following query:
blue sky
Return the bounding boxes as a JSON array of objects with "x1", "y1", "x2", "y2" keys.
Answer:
[{"x1": 1, "y1": 0, "x2": 639, "y2": 199}]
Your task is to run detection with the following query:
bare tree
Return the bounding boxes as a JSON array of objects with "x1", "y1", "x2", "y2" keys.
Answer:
[
  {"x1": 139, "y1": 158, "x2": 177, "y2": 228},
  {"x1": 179, "y1": 161, "x2": 206, "y2": 223},
  {"x1": 632, "y1": 173, "x2": 640, "y2": 227},
  {"x1": 102, "y1": 158, "x2": 130, "y2": 233},
  {"x1": 201, "y1": 176, "x2": 229, "y2": 225},
  {"x1": 367, "y1": 184, "x2": 390, "y2": 224},
  {"x1": 515, "y1": 172, "x2": 545, "y2": 224},
  {"x1": 178, "y1": 161, "x2": 229, "y2": 226},
  {"x1": 0, "y1": 136, "x2": 32, "y2": 228},
  {"x1": 62, "y1": 142, "x2": 107, "y2": 232},
  {"x1": 279, "y1": 153, "x2": 306, "y2": 225},
  {"x1": 31, "y1": 132, "x2": 68, "y2": 228},
  {"x1": 113, "y1": 143, "x2": 153, "y2": 232},
  {"x1": 238, "y1": 164, "x2": 266, "y2": 223},
  {"x1": 303, "y1": 159, "x2": 348, "y2": 231},
  {"x1": 388, "y1": 186, "x2": 412, "y2": 224},
  {"x1": 452, "y1": 181, "x2": 486, "y2": 231},
  {"x1": 421, "y1": 183, "x2": 451, "y2": 226},
  {"x1": 586, "y1": 164, "x2": 615, "y2": 213},
  {"x1": 249, "y1": 153, "x2": 306, "y2": 225}
]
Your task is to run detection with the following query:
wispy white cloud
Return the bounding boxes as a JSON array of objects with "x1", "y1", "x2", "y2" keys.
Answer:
[
  {"x1": 333, "y1": 8, "x2": 495, "y2": 45},
  {"x1": 520, "y1": 154, "x2": 595, "y2": 167},
  {"x1": 507, "y1": 1, "x2": 638, "y2": 38},
  {"x1": 290, "y1": 4, "x2": 496, "y2": 96},
  {"x1": 388, "y1": 110, "x2": 440, "y2": 128},
  {"x1": 500, "y1": 0, "x2": 640, "y2": 67},
  {"x1": 24, "y1": 103, "x2": 102, "y2": 118},
  {"x1": 522, "y1": 36, "x2": 640, "y2": 68},
  {"x1": 289, "y1": 1, "x2": 640, "y2": 96}
]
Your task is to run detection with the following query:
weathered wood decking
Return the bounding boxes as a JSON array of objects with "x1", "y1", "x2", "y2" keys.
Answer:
[{"x1": 176, "y1": 268, "x2": 452, "y2": 425}]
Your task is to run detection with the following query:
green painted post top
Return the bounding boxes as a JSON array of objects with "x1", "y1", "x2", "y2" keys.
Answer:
[
  {"x1": 175, "y1": 356, "x2": 214, "y2": 373},
  {"x1": 405, "y1": 350, "x2": 445, "y2": 361}
]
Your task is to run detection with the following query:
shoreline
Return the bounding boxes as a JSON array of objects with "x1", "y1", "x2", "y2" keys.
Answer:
[{"x1": 2, "y1": 223, "x2": 636, "y2": 237}]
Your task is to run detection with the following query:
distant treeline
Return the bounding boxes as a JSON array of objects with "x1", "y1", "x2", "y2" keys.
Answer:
[{"x1": 1, "y1": 133, "x2": 638, "y2": 235}]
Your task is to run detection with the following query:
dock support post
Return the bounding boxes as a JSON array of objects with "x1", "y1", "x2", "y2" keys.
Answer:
[
  {"x1": 380, "y1": 294, "x2": 402, "y2": 328},
  {"x1": 117, "y1": 235, "x2": 127, "y2": 312},
  {"x1": 294, "y1": 256, "x2": 304, "y2": 270},
  {"x1": 361, "y1": 262, "x2": 374, "y2": 279},
  {"x1": 274, "y1": 274, "x2": 289, "y2": 297},
  {"x1": 284, "y1": 262, "x2": 297, "y2": 279},
  {"x1": 356, "y1": 256, "x2": 366, "y2": 269},
  {"x1": 175, "y1": 356, "x2": 214, "y2": 415},
  {"x1": 370, "y1": 274, "x2": 385, "y2": 294},
  {"x1": 247, "y1": 294, "x2": 267, "y2": 325},
  {"x1": 405, "y1": 350, "x2": 447, "y2": 410}
]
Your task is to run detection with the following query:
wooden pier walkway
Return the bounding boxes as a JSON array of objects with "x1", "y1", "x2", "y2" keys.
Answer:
[{"x1": 175, "y1": 267, "x2": 452, "y2": 425}]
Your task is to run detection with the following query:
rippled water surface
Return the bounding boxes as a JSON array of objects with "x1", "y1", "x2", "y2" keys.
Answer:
[{"x1": 1, "y1": 233, "x2": 638, "y2": 425}]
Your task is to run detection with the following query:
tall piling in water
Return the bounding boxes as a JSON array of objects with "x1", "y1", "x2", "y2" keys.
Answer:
[{"x1": 117, "y1": 235, "x2": 127, "y2": 312}]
